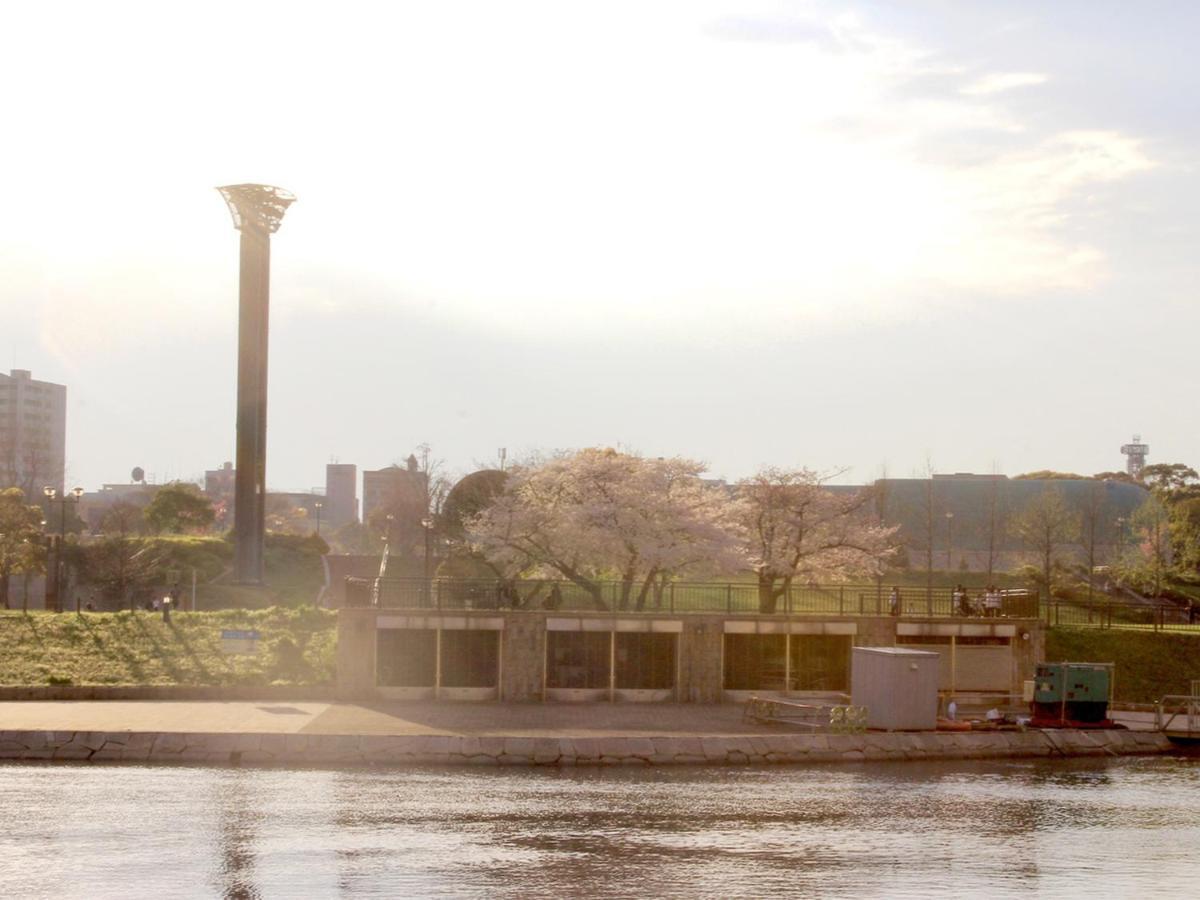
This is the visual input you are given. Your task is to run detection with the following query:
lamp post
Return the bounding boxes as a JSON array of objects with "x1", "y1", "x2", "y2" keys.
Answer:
[
  {"x1": 945, "y1": 511, "x2": 954, "y2": 573},
  {"x1": 421, "y1": 517, "x2": 434, "y2": 580},
  {"x1": 43, "y1": 486, "x2": 83, "y2": 613},
  {"x1": 421, "y1": 516, "x2": 434, "y2": 605},
  {"x1": 314, "y1": 501, "x2": 323, "y2": 537}
]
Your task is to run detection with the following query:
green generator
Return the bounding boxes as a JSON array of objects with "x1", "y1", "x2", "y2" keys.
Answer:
[{"x1": 1030, "y1": 662, "x2": 1115, "y2": 728}]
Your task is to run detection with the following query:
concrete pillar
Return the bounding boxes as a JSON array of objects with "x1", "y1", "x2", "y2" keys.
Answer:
[
  {"x1": 678, "y1": 617, "x2": 724, "y2": 703},
  {"x1": 336, "y1": 609, "x2": 377, "y2": 699}
]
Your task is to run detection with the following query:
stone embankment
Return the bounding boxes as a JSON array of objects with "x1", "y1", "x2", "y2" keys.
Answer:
[{"x1": 0, "y1": 728, "x2": 1174, "y2": 767}]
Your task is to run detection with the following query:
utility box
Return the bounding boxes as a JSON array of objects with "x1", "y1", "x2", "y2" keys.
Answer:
[
  {"x1": 1031, "y1": 662, "x2": 1114, "y2": 727},
  {"x1": 851, "y1": 647, "x2": 940, "y2": 731}
]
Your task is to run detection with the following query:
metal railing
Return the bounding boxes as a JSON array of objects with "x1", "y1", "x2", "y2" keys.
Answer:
[
  {"x1": 1041, "y1": 600, "x2": 1200, "y2": 632},
  {"x1": 344, "y1": 576, "x2": 1041, "y2": 619}
]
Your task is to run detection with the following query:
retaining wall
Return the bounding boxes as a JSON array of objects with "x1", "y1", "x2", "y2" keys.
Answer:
[
  {"x1": 0, "y1": 729, "x2": 1175, "y2": 767},
  {"x1": 0, "y1": 685, "x2": 337, "y2": 702}
]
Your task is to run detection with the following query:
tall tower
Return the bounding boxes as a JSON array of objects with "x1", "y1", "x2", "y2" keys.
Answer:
[
  {"x1": 1120, "y1": 434, "x2": 1149, "y2": 478},
  {"x1": 217, "y1": 184, "x2": 296, "y2": 583}
]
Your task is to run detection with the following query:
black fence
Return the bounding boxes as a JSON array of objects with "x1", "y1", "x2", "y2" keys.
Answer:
[
  {"x1": 1041, "y1": 600, "x2": 1200, "y2": 632},
  {"x1": 344, "y1": 577, "x2": 1041, "y2": 619}
]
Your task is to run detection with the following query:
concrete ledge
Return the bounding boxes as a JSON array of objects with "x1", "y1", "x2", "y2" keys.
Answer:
[
  {"x1": 0, "y1": 729, "x2": 1178, "y2": 767},
  {"x1": 0, "y1": 686, "x2": 337, "y2": 702}
]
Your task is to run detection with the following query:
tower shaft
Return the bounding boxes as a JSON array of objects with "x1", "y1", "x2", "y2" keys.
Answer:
[
  {"x1": 233, "y1": 226, "x2": 271, "y2": 583},
  {"x1": 217, "y1": 184, "x2": 295, "y2": 585}
]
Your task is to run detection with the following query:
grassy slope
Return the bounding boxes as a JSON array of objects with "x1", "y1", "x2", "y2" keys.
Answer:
[
  {"x1": 1046, "y1": 627, "x2": 1200, "y2": 704},
  {"x1": 0, "y1": 608, "x2": 336, "y2": 687}
]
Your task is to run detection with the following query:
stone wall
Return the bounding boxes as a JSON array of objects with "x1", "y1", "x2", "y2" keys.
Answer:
[
  {"x1": 679, "y1": 617, "x2": 724, "y2": 703},
  {"x1": 501, "y1": 613, "x2": 546, "y2": 702},
  {"x1": 0, "y1": 728, "x2": 1175, "y2": 767}
]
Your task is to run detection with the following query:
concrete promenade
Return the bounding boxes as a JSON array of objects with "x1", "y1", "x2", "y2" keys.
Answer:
[{"x1": 0, "y1": 701, "x2": 1180, "y2": 766}]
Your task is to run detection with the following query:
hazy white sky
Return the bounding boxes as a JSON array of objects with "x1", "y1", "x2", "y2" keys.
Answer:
[{"x1": 2, "y1": 0, "x2": 1196, "y2": 491}]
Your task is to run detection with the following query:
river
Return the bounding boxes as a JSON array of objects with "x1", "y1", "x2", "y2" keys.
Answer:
[{"x1": 1, "y1": 757, "x2": 1197, "y2": 898}]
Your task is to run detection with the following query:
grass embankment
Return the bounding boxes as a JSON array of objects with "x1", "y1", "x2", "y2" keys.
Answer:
[
  {"x1": 1046, "y1": 627, "x2": 1200, "y2": 704},
  {"x1": 0, "y1": 607, "x2": 337, "y2": 687},
  {"x1": 76, "y1": 533, "x2": 327, "y2": 610}
]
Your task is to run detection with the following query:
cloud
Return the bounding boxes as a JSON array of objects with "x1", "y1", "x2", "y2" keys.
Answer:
[{"x1": 960, "y1": 72, "x2": 1049, "y2": 96}]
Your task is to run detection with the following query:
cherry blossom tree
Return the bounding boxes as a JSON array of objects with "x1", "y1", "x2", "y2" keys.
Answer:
[
  {"x1": 737, "y1": 468, "x2": 897, "y2": 613},
  {"x1": 467, "y1": 448, "x2": 742, "y2": 610}
]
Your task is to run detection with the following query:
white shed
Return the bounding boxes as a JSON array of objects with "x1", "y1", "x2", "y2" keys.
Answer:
[{"x1": 851, "y1": 646, "x2": 940, "y2": 731}]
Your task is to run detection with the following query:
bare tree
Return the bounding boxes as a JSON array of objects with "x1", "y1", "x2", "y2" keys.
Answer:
[
  {"x1": 911, "y1": 458, "x2": 940, "y2": 603},
  {"x1": 984, "y1": 464, "x2": 1007, "y2": 583},
  {"x1": 1012, "y1": 486, "x2": 1078, "y2": 601},
  {"x1": 1079, "y1": 479, "x2": 1108, "y2": 604}
]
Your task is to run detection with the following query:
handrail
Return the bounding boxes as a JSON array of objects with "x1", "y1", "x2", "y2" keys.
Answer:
[
  {"x1": 343, "y1": 575, "x2": 1043, "y2": 618},
  {"x1": 1154, "y1": 694, "x2": 1200, "y2": 734}
]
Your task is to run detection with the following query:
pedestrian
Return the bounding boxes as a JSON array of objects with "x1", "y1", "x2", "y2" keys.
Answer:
[
  {"x1": 985, "y1": 585, "x2": 1002, "y2": 618},
  {"x1": 888, "y1": 586, "x2": 901, "y2": 616}
]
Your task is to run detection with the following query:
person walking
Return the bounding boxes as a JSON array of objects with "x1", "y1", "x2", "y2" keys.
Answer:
[{"x1": 888, "y1": 586, "x2": 901, "y2": 616}]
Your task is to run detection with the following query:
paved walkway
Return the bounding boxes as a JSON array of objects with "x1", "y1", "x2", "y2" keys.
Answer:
[
  {"x1": 0, "y1": 702, "x2": 1168, "y2": 738},
  {"x1": 0, "y1": 701, "x2": 769, "y2": 737}
]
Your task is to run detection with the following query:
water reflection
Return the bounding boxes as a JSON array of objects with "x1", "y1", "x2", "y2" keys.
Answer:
[
  {"x1": 0, "y1": 757, "x2": 1196, "y2": 898},
  {"x1": 212, "y1": 772, "x2": 263, "y2": 900}
]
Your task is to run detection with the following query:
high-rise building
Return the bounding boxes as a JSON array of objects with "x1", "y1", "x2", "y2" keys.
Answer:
[
  {"x1": 0, "y1": 369, "x2": 66, "y2": 498},
  {"x1": 325, "y1": 463, "x2": 358, "y2": 529}
]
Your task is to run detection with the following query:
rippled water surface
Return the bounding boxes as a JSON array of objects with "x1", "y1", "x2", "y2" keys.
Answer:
[{"x1": 1, "y1": 757, "x2": 1198, "y2": 898}]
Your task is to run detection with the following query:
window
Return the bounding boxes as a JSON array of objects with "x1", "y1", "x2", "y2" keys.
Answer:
[
  {"x1": 615, "y1": 633, "x2": 675, "y2": 689},
  {"x1": 788, "y1": 635, "x2": 850, "y2": 691},
  {"x1": 376, "y1": 629, "x2": 436, "y2": 687},
  {"x1": 546, "y1": 631, "x2": 610, "y2": 689},
  {"x1": 723, "y1": 634, "x2": 786, "y2": 690},
  {"x1": 440, "y1": 630, "x2": 499, "y2": 688}
]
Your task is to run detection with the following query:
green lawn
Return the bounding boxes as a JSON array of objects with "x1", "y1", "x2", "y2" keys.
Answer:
[
  {"x1": 1045, "y1": 626, "x2": 1200, "y2": 704},
  {"x1": 0, "y1": 607, "x2": 337, "y2": 687}
]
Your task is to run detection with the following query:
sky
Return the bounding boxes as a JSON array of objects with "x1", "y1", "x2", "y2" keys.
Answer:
[{"x1": 2, "y1": 0, "x2": 1198, "y2": 492}]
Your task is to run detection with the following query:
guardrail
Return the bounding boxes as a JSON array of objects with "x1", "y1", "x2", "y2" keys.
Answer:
[
  {"x1": 1155, "y1": 693, "x2": 1200, "y2": 735},
  {"x1": 1042, "y1": 600, "x2": 1200, "y2": 632},
  {"x1": 344, "y1": 576, "x2": 1041, "y2": 618}
]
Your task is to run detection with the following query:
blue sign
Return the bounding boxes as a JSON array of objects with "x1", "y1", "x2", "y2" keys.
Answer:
[
  {"x1": 221, "y1": 630, "x2": 261, "y2": 641},
  {"x1": 221, "y1": 629, "x2": 261, "y2": 654}
]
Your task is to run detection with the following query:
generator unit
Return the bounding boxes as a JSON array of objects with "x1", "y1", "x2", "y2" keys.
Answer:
[{"x1": 1030, "y1": 662, "x2": 1115, "y2": 728}]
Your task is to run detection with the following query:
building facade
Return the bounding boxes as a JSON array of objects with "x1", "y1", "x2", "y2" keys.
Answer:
[
  {"x1": 325, "y1": 463, "x2": 358, "y2": 529},
  {"x1": 0, "y1": 369, "x2": 66, "y2": 498},
  {"x1": 336, "y1": 587, "x2": 1042, "y2": 704}
]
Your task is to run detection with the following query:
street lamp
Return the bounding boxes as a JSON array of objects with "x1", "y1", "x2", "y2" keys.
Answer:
[
  {"x1": 43, "y1": 485, "x2": 83, "y2": 613},
  {"x1": 945, "y1": 511, "x2": 954, "y2": 573},
  {"x1": 313, "y1": 501, "x2": 323, "y2": 536},
  {"x1": 421, "y1": 517, "x2": 434, "y2": 599}
]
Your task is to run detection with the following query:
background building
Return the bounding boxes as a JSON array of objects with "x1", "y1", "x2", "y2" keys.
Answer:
[
  {"x1": 0, "y1": 369, "x2": 66, "y2": 499},
  {"x1": 867, "y1": 474, "x2": 1149, "y2": 572},
  {"x1": 325, "y1": 463, "x2": 358, "y2": 529}
]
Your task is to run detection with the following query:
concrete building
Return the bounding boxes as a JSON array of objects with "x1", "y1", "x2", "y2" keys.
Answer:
[
  {"x1": 325, "y1": 463, "x2": 358, "y2": 529},
  {"x1": 204, "y1": 462, "x2": 236, "y2": 503},
  {"x1": 859, "y1": 474, "x2": 1150, "y2": 572},
  {"x1": 0, "y1": 369, "x2": 66, "y2": 498},
  {"x1": 79, "y1": 482, "x2": 161, "y2": 533},
  {"x1": 336, "y1": 588, "x2": 1042, "y2": 703},
  {"x1": 362, "y1": 456, "x2": 427, "y2": 524}
]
